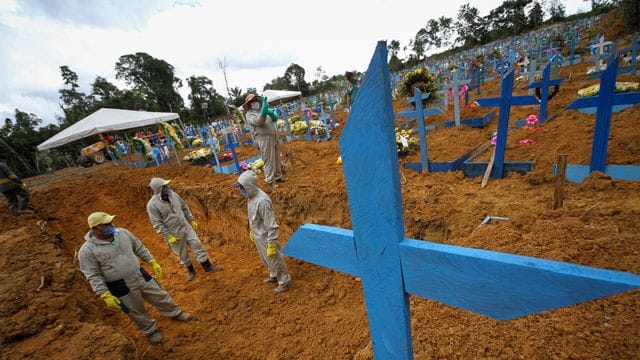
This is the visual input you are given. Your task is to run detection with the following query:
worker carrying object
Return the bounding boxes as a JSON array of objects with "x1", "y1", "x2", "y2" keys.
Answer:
[
  {"x1": 146, "y1": 177, "x2": 222, "y2": 281},
  {"x1": 233, "y1": 170, "x2": 291, "y2": 294},
  {"x1": 78, "y1": 212, "x2": 193, "y2": 345},
  {"x1": 242, "y1": 94, "x2": 286, "y2": 188},
  {"x1": 0, "y1": 161, "x2": 32, "y2": 215}
]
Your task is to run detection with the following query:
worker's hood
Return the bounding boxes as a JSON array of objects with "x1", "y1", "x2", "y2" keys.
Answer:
[{"x1": 236, "y1": 170, "x2": 260, "y2": 198}]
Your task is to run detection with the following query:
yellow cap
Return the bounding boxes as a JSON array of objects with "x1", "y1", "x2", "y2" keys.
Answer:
[{"x1": 87, "y1": 212, "x2": 116, "y2": 228}]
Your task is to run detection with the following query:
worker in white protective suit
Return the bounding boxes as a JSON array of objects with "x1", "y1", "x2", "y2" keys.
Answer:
[
  {"x1": 146, "y1": 178, "x2": 222, "y2": 281},
  {"x1": 242, "y1": 94, "x2": 286, "y2": 188},
  {"x1": 78, "y1": 212, "x2": 193, "y2": 344},
  {"x1": 233, "y1": 170, "x2": 291, "y2": 293}
]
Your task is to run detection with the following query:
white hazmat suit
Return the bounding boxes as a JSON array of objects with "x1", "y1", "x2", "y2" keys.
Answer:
[
  {"x1": 236, "y1": 170, "x2": 291, "y2": 291},
  {"x1": 245, "y1": 107, "x2": 283, "y2": 186},
  {"x1": 146, "y1": 178, "x2": 220, "y2": 278},
  {"x1": 78, "y1": 228, "x2": 183, "y2": 336}
]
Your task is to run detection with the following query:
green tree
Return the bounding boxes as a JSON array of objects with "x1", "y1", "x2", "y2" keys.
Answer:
[
  {"x1": 284, "y1": 63, "x2": 310, "y2": 95},
  {"x1": 529, "y1": 1, "x2": 544, "y2": 28},
  {"x1": 58, "y1": 66, "x2": 92, "y2": 128},
  {"x1": 0, "y1": 110, "x2": 60, "y2": 176},
  {"x1": 547, "y1": 0, "x2": 566, "y2": 22},
  {"x1": 387, "y1": 40, "x2": 401, "y2": 57},
  {"x1": 389, "y1": 55, "x2": 403, "y2": 73},
  {"x1": 228, "y1": 87, "x2": 245, "y2": 107},
  {"x1": 115, "y1": 52, "x2": 184, "y2": 112},
  {"x1": 409, "y1": 37, "x2": 427, "y2": 60},
  {"x1": 456, "y1": 3, "x2": 483, "y2": 47},
  {"x1": 620, "y1": 0, "x2": 640, "y2": 31},
  {"x1": 485, "y1": 0, "x2": 532, "y2": 39},
  {"x1": 186, "y1": 75, "x2": 226, "y2": 123},
  {"x1": 91, "y1": 76, "x2": 121, "y2": 103}
]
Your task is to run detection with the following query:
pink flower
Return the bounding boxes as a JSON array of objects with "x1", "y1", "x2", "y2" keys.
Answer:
[
  {"x1": 518, "y1": 139, "x2": 535, "y2": 145},
  {"x1": 526, "y1": 114, "x2": 539, "y2": 126},
  {"x1": 239, "y1": 161, "x2": 249, "y2": 170},
  {"x1": 490, "y1": 134, "x2": 497, "y2": 146}
]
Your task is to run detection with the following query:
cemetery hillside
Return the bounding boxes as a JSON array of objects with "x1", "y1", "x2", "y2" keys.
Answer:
[{"x1": 2, "y1": 2, "x2": 640, "y2": 359}]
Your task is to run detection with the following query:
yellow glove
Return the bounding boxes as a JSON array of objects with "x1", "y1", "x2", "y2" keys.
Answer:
[
  {"x1": 190, "y1": 220, "x2": 199, "y2": 231},
  {"x1": 149, "y1": 259, "x2": 163, "y2": 278},
  {"x1": 249, "y1": 231, "x2": 255, "y2": 243},
  {"x1": 100, "y1": 291, "x2": 122, "y2": 310},
  {"x1": 167, "y1": 234, "x2": 179, "y2": 244},
  {"x1": 267, "y1": 241, "x2": 277, "y2": 257},
  {"x1": 20, "y1": 183, "x2": 27, "y2": 190}
]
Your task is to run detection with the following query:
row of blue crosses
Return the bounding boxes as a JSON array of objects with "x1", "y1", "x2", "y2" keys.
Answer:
[
  {"x1": 400, "y1": 56, "x2": 564, "y2": 176},
  {"x1": 283, "y1": 42, "x2": 640, "y2": 359}
]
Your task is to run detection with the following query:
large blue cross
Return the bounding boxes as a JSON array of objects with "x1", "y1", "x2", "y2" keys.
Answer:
[
  {"x1": 283, "y1": 41, "x2": 640, "y2": 360},
  {"x1": 564, "y1": 56, "x2": 640, "y2": 182},
  {"x1": 475, "y1": 61, "x2": 539, "y2": 179}
]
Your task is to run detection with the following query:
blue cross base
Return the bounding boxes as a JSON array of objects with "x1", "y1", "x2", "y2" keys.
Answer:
[{"x1": 553, "y1": 163, "x2": 640, "y2": 183}]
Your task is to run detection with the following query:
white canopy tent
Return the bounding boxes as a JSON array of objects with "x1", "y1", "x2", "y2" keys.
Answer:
[
  {"x1": 262, "y1": 89, "x2": 302, "y2": 103},
  {"x1": 37, "y1": 108, "x2": 179, "y2": 151}
]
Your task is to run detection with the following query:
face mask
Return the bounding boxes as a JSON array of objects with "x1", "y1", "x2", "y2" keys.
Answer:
[
  {"x1": 250, "y1": 102, "x2": 260, "y2": 110},
  {"x1": 102, "y1": 224, "x2": 116, "y2": 237},
  {"x1": 161, "y1": 187, "x2": 171, "y2": 198},
  {"x1": 239, "y1": 188, "x2": 249, "y2": 198}
]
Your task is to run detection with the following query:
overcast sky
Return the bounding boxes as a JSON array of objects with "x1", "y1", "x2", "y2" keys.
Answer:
[{"x1": 0, "y1": 0, "x2": 589, "y2": 126}]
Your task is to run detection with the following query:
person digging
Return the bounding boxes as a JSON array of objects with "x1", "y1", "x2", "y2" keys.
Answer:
[
  {"x1": 146, "y1": 177, "x2": 222, "y2": 281},
  {"x1": 233, "y1": 170, "x2": 291, "y2": 294},
  {"x1": 78, "y1": 212, "x2": 193, "y2": 344}
]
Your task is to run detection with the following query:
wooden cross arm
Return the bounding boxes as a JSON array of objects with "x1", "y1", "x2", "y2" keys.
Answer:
[
  {"x1": 395, "y1": 107, "x2": 445, "y2": 120},
  {"x1": 510, "y1": 95, "x2": 540, "y2": 106},
  {"x1": 399, "y1": 239, "x2": 640, "y2": 320},
  {"x1": 408, "y1": 92, "x2": 431, "y2": 103},
  {"x1": 283, "y1": 224, "x2": 640, "y2": 321},
  {"x1": 283, "y1": 224, "x2": 359, "y2": 277},
  {"x1": 566, "y1": 92, "x2": 640, "y2": 110},
  {"x1": 475, "y1": 98, "x2": 501, "y2": 107}
]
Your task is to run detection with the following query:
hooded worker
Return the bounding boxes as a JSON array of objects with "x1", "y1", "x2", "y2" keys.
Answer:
[
  {"x1": 0, "y1": 161, "x2": 32, "y2": 215},
  {"x1": 233, "y1": 170, "x2": 291, "y2": 293},
  {"x1": 242, "y1": 94, "x2": 285, "y2": 188},
  {"x1": 78, "y1": 212, "x2": 192, "y2": 344},
  {"x1": 146, "y1": 177, "x2": 222, "y2": 281}
]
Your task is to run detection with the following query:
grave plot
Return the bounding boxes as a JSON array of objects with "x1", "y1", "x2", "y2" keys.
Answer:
[
  {"x1": 284, "y1": 41, "x2": 640, "y2": 359},
  {"x1": 562, "y1": 57, "x2": 640, "y2": 182}
]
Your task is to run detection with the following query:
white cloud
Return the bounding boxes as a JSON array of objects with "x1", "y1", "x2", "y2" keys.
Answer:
[{"x1": 0, "y1": 0, "x2": 590, "y2": 126}]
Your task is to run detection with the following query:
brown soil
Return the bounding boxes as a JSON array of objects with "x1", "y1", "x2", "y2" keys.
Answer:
[{"x1": 2, "y1": 22, "x2": 640, "y2": 360}]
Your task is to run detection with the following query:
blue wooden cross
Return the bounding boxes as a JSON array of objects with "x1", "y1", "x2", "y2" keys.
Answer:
[
  {"x1": 441, "y1": 69, "x2": 470, "y2": 126},
  {"x1": 283, "y1": 41, "x2": 640, "y2": 360},
  {"x1": 564, "y1": 30, "x2": 581, "y2": 65},
  {"x1": 564, "y1": 56, "x2": 640, "y2": 183},
  {"x1": 395, "y1": 88, "x2": 444, "y2": 173},
  {"x1": 526, "y1": 57, "x2": 538, "y2": 95},
  {"x1": 475, "y1": 61, "x2": 539, "y2": 179},
  {"x1": 588, "y1": 35, "x2": 615, "y2": 74}
]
